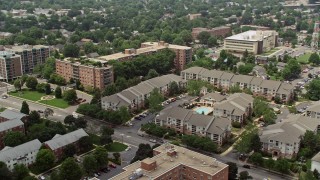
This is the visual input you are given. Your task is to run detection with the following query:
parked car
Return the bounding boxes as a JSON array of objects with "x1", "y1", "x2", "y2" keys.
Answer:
[
  {"x1": 109, "y1": 164, "x2": 116, "y2": 168},
  {"x1": 94, "y1": 173, "x2": 99, "y2": 177},
  {"x1": 37, "y1": 110, "x2": 44, "y2": 113},
  {"x1": 39, "y1": 176, "x2": 45, "y2": 180},
  {"x1": 101, "y1": 168, "x2": 109, "y2": 173},
  {"x1": 243, "y1": 164, "x2": 251, "y2": 169},
  {"x1": 149, "y1": 139, "x2": 157, "y2": 143},
  {"x1": 134, "y1": 116, "x2": 141, "y2": 120}
]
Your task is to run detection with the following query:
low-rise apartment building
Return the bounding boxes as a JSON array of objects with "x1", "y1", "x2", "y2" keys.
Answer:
[
  {"x1": 2, "y1": 45, "x2": 50, "y2": 74},
  {"x1": 44, "y1": 129, "x2": 89, "y2": 160},
  {"x1": 110, "y1": 143, "x2": 229, "y2": 180},
  {"x1": 181, "y1": 67, "x2": 294, "y2": 103},
  {"x1": 101, "y1": 74, "x2": 186, "y2": 111},
  {"x1": 155, "y1": 107, "x2": 231, "y2": 145},
  {"x1": 260, "y1": 115, "x2": 320, "y2": 158},
  {"x1": 224, "y1": 30, "x2": 278, "y2": 54},
  {"x1": 0, "y1": 51, "x2": 22, "y2": 81},
  {"x1": 98, "y1": 41, "x2": 192, "y2": 70},
  {"x1": 0, "y1": 119, "x2": 25, "y2": 149},
  {"x1": 0, "y1": 109, "x2": 28, "y2": 123},
  {"x1": 213, "y1": 93, "x2": 253, "y2": 124},
  {"x1": 56, "y1": 58, "x2": 114, "y2": 89},
  {"x1": 199, "y1": 92, "x2": 226, "y2": 107},
  {"x1": 192, "y1": 26, "x2": 231, "y2": 40},
  {"x1": 306, "y1": 102, "x2": 320, "y2": 119},
  {"x1": 0, "y1": 139, "x2": 41, "y2": 170}
]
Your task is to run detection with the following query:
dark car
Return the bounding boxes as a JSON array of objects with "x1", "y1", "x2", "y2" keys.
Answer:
[
  {"x1": 243, "y1": 164, "x2": 251, "y2": 169},
  {"x1": 109, "y1": 164, "x2": 116, "y2": 168},
  {"x1": 134, "y1": 116, "x2": 141, "y2": 120},
  {"x1": 37, "y1": 110, "x2": 44, "y2": 113},
  {"x1": 101, "y1": 168, "x2": 109, "y2": 173}
]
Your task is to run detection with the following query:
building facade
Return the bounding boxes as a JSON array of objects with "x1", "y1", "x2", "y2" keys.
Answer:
[
  {"x1": 0, "y1": 139, "x2": 41, "y2": 170},
  {"x1": 4, "y1": 45, "x2": 50, "y2": 74},
  {"x1": 224, "y1": 30, "x2": 278, "y2": 54},
  {"x1": 0, "y1": 119, "x2": 25, "y2": 149},
  {"x1": 111, "y1": 143, "x2": 229, "y2": 180},
  {"x1": 192, "y1": 26, "x2": 231, "y2": 40},
  {"x1": 181, "y1": 67, "x2": 294, "y2": 103},
  {"x1": 101, "y1": 74, "x2": 186, "y2": 111},
  {"x1": 44, "y1": 129, "x2": 88, "y2": 160},
  {"x1": 0, "y1": 51, "x2": 22, "y2": 81},
  {"x1": 56, "y1": 59, "x2": 114, "y2": 89}
]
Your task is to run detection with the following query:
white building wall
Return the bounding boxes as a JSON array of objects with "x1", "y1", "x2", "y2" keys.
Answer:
[{"x1": 312, "y1": 161, "x2": 320, "y2": 172}]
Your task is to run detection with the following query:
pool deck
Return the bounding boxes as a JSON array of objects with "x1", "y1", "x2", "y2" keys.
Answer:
[{"x1": 193, "y1": 106, "x2": 214, "y2": 115}]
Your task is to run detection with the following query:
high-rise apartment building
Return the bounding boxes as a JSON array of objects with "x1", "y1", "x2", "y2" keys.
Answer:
[
  {"x1": 56, "y1": 58, "x2": 114, "y2": 89},
  {"x1": 0, "y1": 51, "x2": 22, "y2": 81},
  {"x1": 111, "y1": 143, "x2": 229, "y2": 180},
  {"x1": 98, "y1": 41, "x2": 192, "y2": 71},
  {"x1": 2, "y1": 45, "x2": 50, "y2": 74}
]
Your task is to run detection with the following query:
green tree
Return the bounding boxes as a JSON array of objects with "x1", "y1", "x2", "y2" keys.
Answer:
[
  {"x1": 13, "y1": 164, "x2": 29, "y2": 180},
  {"x1": 172, "y1": 37, "x2": 185, "y2": 45},
  {"x1": 64, "y1": 115, "x2": 76, "y2": 125},
  {"x1": 131, "y1": 144, "x2": 153, "y2": 163},
  {"x1": 63, "y1": 144, "x2": 77, "y2": 158},
  {"x1": 3, "y1": 131, "x2": 26, "y2": 147},
  {"x1": 100, "y1": 134, "x2": 113, "y2": 145},
  {"x1": 238, "y1": 64, "x2": 254, "y2": 75},
  {"x1": 84, "y1": 42, "x2": 96, "y2": 54},
  {"x1": 28, "y1": 110, "x2": 41, "y2": 125},
  {"x1": 226, "y1": 162, "x2": 238, "y2": 180},
  {"x1": 82, "y1": 155, "x2": 98, "y2": 174},
  {"x1": 207, "y1": 36, "x2": 218, "y2": 47},
  {"x1": 265, "y1": 158, "x2": 275, "y2": 171},
  {"x1": 45, "y1": 84, "x2": 51, "y2": 95},
  {"x1": 146, "y1": 69, "x2": 159, "y2": 79},
  {"x1": 249, "y1": 152, "x2": 263, "y2": 166},
  {"x1": 282, "y1": 59, "x2": 301, "y2": 80},
  {"x1": 307, "y1": 79, "x2": 320, "y2": 101},
  {"x1": 251, "y1": 134, "x2": 262, "y2": 152},
  {"x1": 168, "y1": 81, "x2": 180, "y2": 96},
  {"x1": 309, "y1": 53, "x2": 320, "y2": 65},
  {"x1": 13, "y1": 79, "x2": 22, "y2": 91},
  {"x1": 36, "y1": 149, "x2": 55, "y2": 171},
  {"x1": 197, "y1": 31, "x2": 211, "y2": 44},
  {"x1": 179, "y1": 30, "x2": 193, "y2": 44},
  {"x1": 0, "y1": 161, "x2": 12, "y2": 180},
  {"x1": 275, "y1": 158, "x2": 290, "y2": 174},
  {"x1": 21, "y1": 101, "x2": 30, "y2": 115},
  {"x1": 113, "y1": 152, "x2": 121, "y2": 161},
  {"x1": 93, "y1": 146, "x2": 108, "y2": 168},
  {"x1": 63, "y1": 89, "x2": 78, "y2": 104},
  {"x1": 59, "y1": 158, "x2": 83, "y2": 180},
  {"x1": 235, "y1": 128, "x2": 259, "y2": 153},
  {"x1": 90, "y1": 89, "x2": 101, "y2": 105},
  {"x1": 103, "y1": 84, "x2": 117, "y2": 96},
  {"x1": 239, "y1": 171, "x2": 250, "y2": 180},
  {"x1": 55, "y1": 86, "x2": 62, "y2": 98},
  {"x1": 78, "y1": 136, "x2": 93, "y2": 153},
  {"x1": 26, "y1": 77, "x2": 38, "y2": 90},
  {"x1": 63, "y1": 44, "x2": 80, "y2": 58},
  {"x1": 147, "y1": 88, "x2": 164, "y2": 113}
]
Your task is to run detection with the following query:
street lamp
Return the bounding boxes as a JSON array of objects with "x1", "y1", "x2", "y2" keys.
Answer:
[{"x1": 120, "y1": 133, "x2": 124, "y2": 143}]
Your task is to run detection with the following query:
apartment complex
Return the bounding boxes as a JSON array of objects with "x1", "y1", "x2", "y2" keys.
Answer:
[
  {"x1": 181, "y1": 67, "x2": 294, "y2": 103},
  {"x1": 0, "y1": 139, "x2": 41, "y2": 170},
  {"x1": 156, "y1": 107, "x2": 231, "y2": 145},
  {"x1": 1, "y1": 45, "x2": 50, "y2": 74},
  {"x1": 44, "y1": 129, "x2": 89, "y2": 160},
  {"x1": 260, "y1": 114, "x2": 320, "y2": 158},
  {"x1": 98, "y1": 41, "x2": 192, "y2": 70},
  {"x1": 224, "y1": 30, "x2": 278, "y2": 54},
  {"x1": 101, "y1": 74, "x2": 186, "y2": 111},
  {"x1": 55, "y1": 58, "x2": 114, "y2": 89},
  {"x1": 0, "y1": 51, "x2": 22, "y2": 81},
  {"x1": 111, "y1": 143, "x2": 229, "y2": 180},
  {"x1": 306, "y1": 102, "x2": 320, "y2": 119},
  {"x1": 213, "y1": 93, "x2": 253, "y2": 124},
  {"x1": 192, "y1": 26, "x2": 231, "y2": 40},
  {"x1": 0, "y1": 109, "x2": 26, "y2": 149}
]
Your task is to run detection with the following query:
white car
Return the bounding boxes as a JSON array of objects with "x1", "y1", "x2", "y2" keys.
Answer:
[{"x1": 149, "y1": 139, "x2": 157, "y2": 143}]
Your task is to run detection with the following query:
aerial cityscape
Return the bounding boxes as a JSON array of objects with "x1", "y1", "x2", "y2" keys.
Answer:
[{"x1": 0, "y1": 0, "x2": 320, "y2": 179}]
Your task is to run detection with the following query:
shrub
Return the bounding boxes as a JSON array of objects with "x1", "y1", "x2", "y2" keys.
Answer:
[{"x1": 232, "y1": 121, "x2": 241, "y2": 128}]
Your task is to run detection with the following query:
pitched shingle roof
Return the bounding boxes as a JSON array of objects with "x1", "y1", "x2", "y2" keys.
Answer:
[
  {"x1": 0, "y1": 139, "x2": 41, "y2": 163},
  {"x1": 0, "y1": 109, "x2": 27, "y2": 121},
  {"x1": 44, "y1": 129, "x2": 88, "y2": 150},
  {"x1": 0, "y1": 119, "x2": 24, "y2": 132}
]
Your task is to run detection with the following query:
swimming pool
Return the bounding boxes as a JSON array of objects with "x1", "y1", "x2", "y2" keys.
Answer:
[{"x1": 194, "y1": 106, "x2": 213, "y2": 115}]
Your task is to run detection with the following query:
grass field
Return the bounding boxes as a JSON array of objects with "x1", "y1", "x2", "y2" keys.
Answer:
[
  {"x1": 105, "y1": 142, "x2": 128, "y2": 152},
  {"x1": 261, "y1": 48, "x2": 280, "y2": 56},
  {"x1": 297, "y1": 53, "x2": 311, "y2": 64},
  {"x1": 9, "y1": 90, "x2": 44, "y2": 101},
  {"x1": 39, "y1": 98, "x2": 69, "y2": 108}
]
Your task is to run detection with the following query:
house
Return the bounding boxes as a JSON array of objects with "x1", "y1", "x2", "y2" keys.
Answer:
[
  {"x1": 260, "y1": 115, "x2": 320, "y2": 158},
  {"x1": 312, "y1": 152, "x2": 320, "y2": 172},
  {"x1": 0, "y1": 119, "x2": 25, "y2": 149},
  {"x1": 0, "y1": 139, "x2": 41, "y2": 170},
  {"x1": 199, "y1": 92, "x2": 226, "y2": 107},
  {"x1": 101, "y1": 74, "x2": 186, "y2": 111},
  {"x1": 306, "y1": 102, "x2": 320, "y2": 119},
  {"x1": 155, "y1": 107, "x2": 231, "y2": 145},
  {"x1": 213, "y1": 93, "x2": 253, "y2": 124},
  {"x1": 181, "y1": 67, "x2": 295, "y2": 103},
  {"x1": 44, "y1": 129, "x2": 88, "y2": 160}
]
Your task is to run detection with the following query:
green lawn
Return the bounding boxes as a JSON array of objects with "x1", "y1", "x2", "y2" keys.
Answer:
[
  {"x1": 0, "y1": 107, "x2": 6, "y2": 112},
  {"x1": 105, "y1": 142, "x2": 128, "y2": 152},
  {"x1": 297, "y1": 53, "x2": 311, "y2": 64},
  {"x1": 9, "y1": 90, "x2": 44, "y2": 101},
  {"x1": 39, "y1": 98, "x2": 69, "y2": 108}
]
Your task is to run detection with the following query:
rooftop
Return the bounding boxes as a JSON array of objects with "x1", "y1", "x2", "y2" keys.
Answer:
[
  {"x1": 44, "y1": 129, "x2": 88, "y2": 150},
  {"x1": 225, "y1": 30, "x2": 277, "y2": 41},
  {"x1": 0, "y1": 51, "x2": 18, "y2": 58},
  {"x1": 0, "y1": 119, "x2": 24, "y2": 132},
  {"x1": 0, "y1": 109, "x2": 27, "y2": 121},
  {"x1": 110, "y1": 143, "x2": 228, "y2": 180}
]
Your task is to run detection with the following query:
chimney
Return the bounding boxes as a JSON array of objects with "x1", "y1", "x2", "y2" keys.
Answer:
[
  {"x1": 159, "y1": 41, "x2": 165, "y2": 46},
  {"x1": 141, "y1": 158, "x2": 157, "y2": 171},
  {"x1": 167, "y1": 149, "x2": 177, "y2": 157},
  {"x1": 124, "y1": 49, "x2": 131, "y2": 54}
]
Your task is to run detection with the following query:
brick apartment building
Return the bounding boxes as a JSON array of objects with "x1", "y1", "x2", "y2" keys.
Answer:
[
  {"x1": 98, "y1": 41, "x2": 192, "y2": 71},
  {"x1": 0, "y1": 51, "x2": 22, "y2": 81},
  {"x1": 44, "y1": 129, "x2": 88, "y2": 160},
  {"x1": 0, "y1": 110, "x2": 27, "y2": 149},
  {"x1": 0, "y1": 45, "x2": 50, "y2": 74},
  {"x1": 192, "y1": 26, "x2": 231, "y2": 40},
  {"x1": 56, "y1": 58, "x2": 114, "y2": 89},
  {"x1": 111, "y1": 143, "x2": 229, "y2": 180}
]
